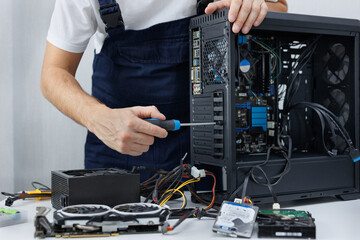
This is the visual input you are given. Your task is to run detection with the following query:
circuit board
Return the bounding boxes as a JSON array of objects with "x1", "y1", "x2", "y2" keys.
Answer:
[
  {"x1": 235, "y1": 35, "x2": 277, "y2": 154},
  {"x1": 259, "y1": 209, "x2": 311, "y2": 218},
  {"x1": 257, "y1": 209, "x2": 316, "y2": 239}
]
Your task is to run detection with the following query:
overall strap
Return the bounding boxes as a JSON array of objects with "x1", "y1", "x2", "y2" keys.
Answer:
[
  {"x1": 98, "y1": 0, "x2": 124, "y2": 31},
  {"x1": 98, "y1": 0, "x2": 214, "y2": 32}
]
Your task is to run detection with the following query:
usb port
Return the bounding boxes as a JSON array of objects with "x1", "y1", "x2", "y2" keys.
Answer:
[
  {"x1": 193, "y1": 39, "x2": 200, "y2": 48},
  {"x1": 193, "y1": 58, "x2": 199, "y2": 66},
  {"x1": 194, "y1": 49, "x2": 200, "y2": 58}
]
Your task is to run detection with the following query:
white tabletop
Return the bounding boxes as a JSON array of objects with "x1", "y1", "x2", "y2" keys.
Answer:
[{"x1": 1, "y1": 196, "x2": 360, "y2": 240}]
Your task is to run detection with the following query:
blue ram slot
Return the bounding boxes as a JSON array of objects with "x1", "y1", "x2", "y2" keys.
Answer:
[
  {"x1": 238, "y1": 35, "x2": 247, "y2": 45},
  {"x1": 270, "y1": 85, "x2": 275, "y2": 95},
  {"x1": 236, "y1": 127, "x2": 250, "y2": 133},
  {"x1": 235, "y1": 102, "x2": 251, "y2": 109}
]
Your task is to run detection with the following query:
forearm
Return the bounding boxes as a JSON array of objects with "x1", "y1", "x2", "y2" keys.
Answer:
[
  {"x1": 267, "y1": 0, "x2": 288, "y2": 12},
  {"x1": 41, "y1": 66, "x2": 105, "y2": 132},
  {"x1": 41, "y1": 59, "x2": 168, "y2": 156}
]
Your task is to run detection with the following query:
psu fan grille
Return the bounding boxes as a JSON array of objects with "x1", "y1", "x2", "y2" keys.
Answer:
[{"x1": 51, "y1": 171, "x2": 69, "y2": 210}]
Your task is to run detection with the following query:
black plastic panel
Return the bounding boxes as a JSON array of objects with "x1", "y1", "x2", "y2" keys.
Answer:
[{"x1": 189, "y1": 8, "x2": 360, "y2": 204}]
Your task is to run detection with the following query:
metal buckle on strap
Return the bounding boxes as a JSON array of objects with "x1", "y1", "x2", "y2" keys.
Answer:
[{"x1": 100, "y1": 3, "x2": 124, "y2": 31}]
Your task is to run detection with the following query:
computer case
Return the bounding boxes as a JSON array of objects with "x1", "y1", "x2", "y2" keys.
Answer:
[{"x1": 189, "y1": 9, "x2": 360, "y2": 204}]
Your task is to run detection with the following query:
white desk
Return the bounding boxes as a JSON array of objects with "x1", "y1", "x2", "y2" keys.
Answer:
[{"x1": 1, "y1": 197, "x2": 360, "y2": 240}]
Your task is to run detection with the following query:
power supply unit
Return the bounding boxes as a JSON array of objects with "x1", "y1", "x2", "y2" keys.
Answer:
[{"x1": 51, "y1": 168, "x2": 140, "y2": 210}]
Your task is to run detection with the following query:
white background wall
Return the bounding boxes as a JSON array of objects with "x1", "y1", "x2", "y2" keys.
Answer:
[
  {"x1": 0, "y1": 0, "x2": 94, "y2": 199},
  {"x1": 0, "y1": 0, "x2": 359, "y2": 199},
  {"x1": 0, "y1": 0, "x2": 14, "y2": 199},
  {"x1": 287, "y1": 0, "x2": 360, "y2": 19}
]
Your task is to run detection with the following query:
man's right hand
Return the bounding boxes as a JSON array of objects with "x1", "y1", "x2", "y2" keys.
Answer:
[
  {"x1": 88, "y1": 105, "x2": 168, "y2": 156},
  {"x1": 41, "y1": 42, "x2": 167, "y2": 157}
]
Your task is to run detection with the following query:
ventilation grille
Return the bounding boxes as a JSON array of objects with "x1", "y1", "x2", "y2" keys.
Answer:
[
  {"x1": 202, "y1": 38, "x2": 229, "y2": 85},
  {"x1": 51, "y1": 172, "x2": 68, "y2": 210},
  {"x1": 192, "y1": 9, "x2": 226, "y2": 25}
]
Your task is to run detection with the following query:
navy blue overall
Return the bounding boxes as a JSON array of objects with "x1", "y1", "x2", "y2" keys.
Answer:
[{"x1": 85, "y1": 0, "x2": 194, "y2": 181}]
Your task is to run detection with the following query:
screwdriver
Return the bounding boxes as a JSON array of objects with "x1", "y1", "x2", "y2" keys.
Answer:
[{"x1": 145, "y1": 118, "x2": 216, "y2": 131}]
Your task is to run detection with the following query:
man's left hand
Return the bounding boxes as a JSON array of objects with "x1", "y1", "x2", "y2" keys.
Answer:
[{"x1": 205, "y1": 0, "x2": 268, "y2": 34}]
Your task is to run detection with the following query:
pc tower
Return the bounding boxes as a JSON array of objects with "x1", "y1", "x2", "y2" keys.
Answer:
[{"x1": 189, "y1": 9, "x2": 360, "y2": 204}]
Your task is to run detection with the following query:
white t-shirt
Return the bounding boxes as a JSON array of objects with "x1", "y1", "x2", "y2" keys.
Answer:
[
  {"x1": 47, "y1": 0, "x2": 197, "y2": 53},
  {"x1": 47, "y1": 0, "x2": 278, "y2": 54}
]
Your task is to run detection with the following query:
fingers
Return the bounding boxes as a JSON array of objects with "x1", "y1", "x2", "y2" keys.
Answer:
[
  {"x1": 132, "y1": 105, "x2": 166, "y2": 120},
  {"x1": 205, "y1": 0, "x2": 268, "y2": 34},
  {"x1": 133, "y1": 132, "x2": 155, "y2": 145},
  {"x1": 121, "y1": 117, "x2": 167, "y2": 139},
  {"x1": 254, "y1": 2, "x2": 268, "y2": 27},
  {"x1": 232, "y1": 0, "x2": 252, "y2": 33},
  {"x1": 229, "y1": 0, "x2": 243, "y2": 22},
  {"x1": 118, "y1": 141, "x2": 150, "y2": 157},
  {"x1": 130, "y1": 106, "x2": 168, "y2": 138},
  {"x1": 241, "y1": 1, "x2": 262, "y2": 34},
  {"x1": 205, "y1": 0, "x2": 231, "y2": 14},
  {"x1": 115, "y1": 131, "x2": 152, "y2": 156},
  {"x1": 92, "y1": 106, "x2": 169, "y2": 157},
  {"x1": 136, "y1": 119, "x2": 168, "y2": 138},
  {"x1": 118, "y1": 129, "x2": 155, "y2": 146}
]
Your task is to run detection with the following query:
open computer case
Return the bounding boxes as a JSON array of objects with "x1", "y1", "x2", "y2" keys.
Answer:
[{"x1": 189, "y1": 9, "x2": 360, "y2": 204}]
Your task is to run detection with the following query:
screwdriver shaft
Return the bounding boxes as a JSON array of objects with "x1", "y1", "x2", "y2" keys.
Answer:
[{"x1": 180, "y1": 122, "x2": 216, "y2": 127}]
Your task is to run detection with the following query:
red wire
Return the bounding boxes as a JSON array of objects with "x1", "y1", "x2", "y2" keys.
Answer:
[{"x1": 204, "y1": 173, "x2": 216, "y2": 210}]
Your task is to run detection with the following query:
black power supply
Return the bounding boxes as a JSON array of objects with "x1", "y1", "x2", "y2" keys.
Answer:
[{"x1": 51, "y1": 168, "x2": 140, "y2": 210}]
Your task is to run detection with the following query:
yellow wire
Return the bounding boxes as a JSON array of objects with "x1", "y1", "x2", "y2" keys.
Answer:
[
  {"x1": 243, "y1": 197, "x2": 253, "y2": 205},
  {"x1": 177, "y1": 177, "x2": 200, "y2": 190},
  {"x1": 159, "y1": 189, "x2": 186, "y2": 209},
  {"x1": 159, "y1": 178, "x2": 200, "y2": 207},
  {"x1": 253, "y1": 40, "x2": 277, "y2": 72},
  {"x1": 204, "y1": 195, "x2": 215, "y2": 210},
  {"x1": 271, "y1": 55, "x2": 277, "y2": 72},
  {"x1": 251, "y1": 90, "x2": 259, "y2": 100}
]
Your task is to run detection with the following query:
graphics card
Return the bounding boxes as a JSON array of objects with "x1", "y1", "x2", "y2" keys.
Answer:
[{"x1": 35, "y1": 203, "x2": 170, "y2": 238}]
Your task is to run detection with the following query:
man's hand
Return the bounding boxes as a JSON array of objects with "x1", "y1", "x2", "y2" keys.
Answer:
[
  {"x1": 205, "y1": 0, "x2": 268, "y2": 34},
  {"x1": 41, "y1": 42, "x2": 167, "y2": 157},
  {"x1": 88, "y1": 105, "x2": 168, "y2": 156}
]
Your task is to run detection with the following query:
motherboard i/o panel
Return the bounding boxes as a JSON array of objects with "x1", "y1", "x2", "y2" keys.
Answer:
[{"x1": 189, "y1": 9, "x2": 360, "y2": 203}]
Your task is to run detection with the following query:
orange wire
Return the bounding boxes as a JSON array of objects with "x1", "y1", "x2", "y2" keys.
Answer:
[{"x1": 204, "y1": 173, "x2": 216, "y2": 210}]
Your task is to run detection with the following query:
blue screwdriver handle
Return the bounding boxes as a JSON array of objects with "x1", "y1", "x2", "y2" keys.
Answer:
[{"x1": 145, "y1": 119, "x2": 181, "y2": 131}]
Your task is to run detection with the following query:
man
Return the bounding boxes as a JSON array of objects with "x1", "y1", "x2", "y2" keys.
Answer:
[{"x1": 41, "y1": 0, "x2": 288, "y2": 180}]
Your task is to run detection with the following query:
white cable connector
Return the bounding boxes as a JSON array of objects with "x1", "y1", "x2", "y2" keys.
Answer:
[
  {"x1": 234, "y1": 198, "x2": 242, "y2": 204},
  {"x1": 272, "y1": 203, "x2": 281, "y2": 209},
  {"x1": 191, "y1": 166, "x2": 206, "y2": 178}
]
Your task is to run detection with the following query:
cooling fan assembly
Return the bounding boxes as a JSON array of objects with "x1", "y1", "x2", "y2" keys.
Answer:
[
  {"x1": 321, "y1": 43, "x2": 349, "y2": 85},
  {"x1": 320, "y1": 43, "x2": 351, "y2": 152}
]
